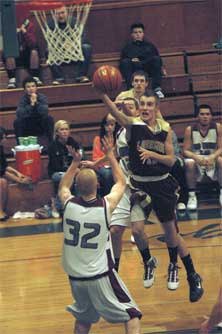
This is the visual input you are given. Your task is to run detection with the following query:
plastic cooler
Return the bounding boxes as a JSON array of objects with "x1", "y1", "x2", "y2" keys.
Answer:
[{"x1": 12, "y1": 145, "x2": 42, "y2": 182}]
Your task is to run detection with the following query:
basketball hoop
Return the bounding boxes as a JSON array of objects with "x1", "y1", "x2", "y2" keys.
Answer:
[{"x1": 16, "y1": 0, "x2": 92, "y2": 66}]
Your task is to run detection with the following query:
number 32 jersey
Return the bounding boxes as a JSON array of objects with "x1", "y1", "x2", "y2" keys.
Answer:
[{"x1": 62, "y1": 196, "x2": 114, "y2": 279}]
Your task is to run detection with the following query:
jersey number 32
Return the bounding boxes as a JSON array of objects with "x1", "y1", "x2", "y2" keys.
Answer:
[{"x1": 64, "y1": 219, "x2": 101, "y2": 249}]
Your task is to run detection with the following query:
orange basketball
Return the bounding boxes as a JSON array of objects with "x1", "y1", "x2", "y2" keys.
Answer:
[{"x1": 93, "y1": 65, "x2": 123, "y2": 93}]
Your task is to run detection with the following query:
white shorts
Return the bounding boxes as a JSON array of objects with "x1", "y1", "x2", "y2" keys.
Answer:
[
  {"x1": 110, "y1": 186, "x2": 146, "y2": 227},
  {"x1": 185, "y1": 158, "x2": 218, "y2": 182},
  {"x1": 67, "y1": 270, "x2": 142, "y2": 324}
]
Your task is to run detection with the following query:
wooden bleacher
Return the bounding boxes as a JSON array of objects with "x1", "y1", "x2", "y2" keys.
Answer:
[
  {"x1": 0, "y1": 0, "x2": 221, "y2": 214},
  {"x1": 7, "y1": 180, "x2": 54, "y2": 216}
]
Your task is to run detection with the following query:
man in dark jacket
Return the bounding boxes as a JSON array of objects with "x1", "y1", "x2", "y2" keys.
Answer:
[
  {"x1": 120, "y1": 22, "x2": 165, "y2": 98},
  {"x1": 13, "y1": 77, "x2": 54, "y2": 143}
]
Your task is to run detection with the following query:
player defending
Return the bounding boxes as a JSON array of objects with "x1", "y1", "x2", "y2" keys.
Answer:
[
  {"x1": 59, "y1": 137, "x2": 142, "y2": 334},
  {"x1": 97, "y1": 89, "x2": 204, "y2": 303}
]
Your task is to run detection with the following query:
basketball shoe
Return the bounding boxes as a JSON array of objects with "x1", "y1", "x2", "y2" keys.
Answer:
[
  {"x1": 130, "y1": 235, "x2": 136, "y2": 243},
  {"x1": 33, "y1": 76, "x2": 43, "y2": 86},
  {"x1": 187, "y1": 194, "x2": 197, "y2": 210},
  {"x1": 7, "y1": 77, "x2": 16, "y2": 89},
  {"x1": 217, "y1": 321, "x2": 222, "y2": 329},
  {"x1": 167, "y1": 262, "x2": 180, "y2": 290},
  {"x1": 76, "y1": 76, "x2": 90, "y2": 83},
  {"x1": 143, "y1": 256, "x2": 158, "y2": 288},
  {"x1": 187, "y1": 272, "x2": 204, "y2": 302},
  {"x1": 154, "y1": 87, "x2": 165, "y2": 99}
]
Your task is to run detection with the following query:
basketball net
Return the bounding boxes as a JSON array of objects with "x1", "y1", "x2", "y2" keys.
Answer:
[{"x1": 33, "y1": 1, "x2": 92, "y2": 66}]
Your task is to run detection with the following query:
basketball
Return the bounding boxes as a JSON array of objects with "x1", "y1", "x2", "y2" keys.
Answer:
[{"x1": 93, "y1": 65, "x2": 123, "y2": 93}]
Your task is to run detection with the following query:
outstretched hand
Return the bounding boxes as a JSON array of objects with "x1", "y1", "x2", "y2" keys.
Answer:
[
  {"x1": 19, "y1": 175, "x2": 32, "y2": 184},
  {"x1": 91, "y1": 82, "x2": 105, "y2": 97},
  {"x1": 67, "y1": 146, "x2": 82, "y2": 163},
  {"x1": 101, "y1": 136, "x2": 114, "y2": 157},
  {"x1": 114, "y1": 99, "x2": 131, "y2": 116}
]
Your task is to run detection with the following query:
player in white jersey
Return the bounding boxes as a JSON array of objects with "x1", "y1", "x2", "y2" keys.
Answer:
[
  {"x1": 59, "y1": 137, "x2": 142, "y2": 334},
  {"x1": 183, "y1": 104, "x2": 222, "y2": 210}
]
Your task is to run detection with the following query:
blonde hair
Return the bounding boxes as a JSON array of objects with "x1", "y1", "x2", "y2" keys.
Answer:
[
  {"x1": 54, "y1": 120, "x2": 70, "y2": 139},
  {"x1": 76, "y1": 168, "x2": 98, "y2": 196}
]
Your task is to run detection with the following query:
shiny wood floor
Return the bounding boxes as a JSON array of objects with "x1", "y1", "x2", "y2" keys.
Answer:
[{"x1": 0, "y1": 204, "x2": 221, "y2": 334}]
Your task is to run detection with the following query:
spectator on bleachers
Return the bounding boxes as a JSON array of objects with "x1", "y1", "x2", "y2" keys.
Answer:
[
  {"x1": 4, "y1": 17, "x2": 42, "y2": 89},
  {"x1": 117, "y1": 70, "x2": 162, "y2": 121},
  {"x1": 117, "y1": 70, "x2": 149, "y2": 102},
  {"x1": 47, "y1": 5, "x2": 92, "y2": 85},
  {"x1": 0, "y1": 126, "x2": 32, "y2": 221},
  {"x1": 120, "y1": 22, "x2": 166, "y2": 98},
  {"x1": 81, "y1": 114, "x2": 119, "y2": 197},
  {"x1": 171, "y1": 130, "x2": 188, "y2": 210},
  {"x1": 48, "y1": 120, "x2": 83, "y2": 215},
  {"x1": 183, "y1": 104, "x2": 222, "y2": 210},
  {"x1": 13, "y1": 77, "x2": 54, "y2": 144}
]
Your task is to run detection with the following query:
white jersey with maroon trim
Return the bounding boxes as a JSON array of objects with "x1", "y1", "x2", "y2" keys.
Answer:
[
  {"x1": 62, "y1": 196, "x2": 113, "y2": 279},
  {"x1": 191, "y1": 122, "x2": 217, "y2": 155},
  {"x1": 116, "y1": 127, "x2": 130, "y2": 177}
]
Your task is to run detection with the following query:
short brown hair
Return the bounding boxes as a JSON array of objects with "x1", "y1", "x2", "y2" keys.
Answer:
[{"x1": 76, "y1": 168, "x2": 98, "y2": 196}]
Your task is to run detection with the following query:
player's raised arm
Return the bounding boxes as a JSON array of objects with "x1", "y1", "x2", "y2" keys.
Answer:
[
  {"x1": 101, "y1": 93, "x2": 133, "y2": 127},
  {"x1": 93, "y1": 88, "x2": 133, "y2": 127},
  {"x1": 93, "y1": 65, "x2": 133, "y2": 127},
  {"x1": 58, "y1": 148, "x2": 82, "y2": 205},
  {"x1": 102, "y1": 137, "x2": 126, "y2": 213}
]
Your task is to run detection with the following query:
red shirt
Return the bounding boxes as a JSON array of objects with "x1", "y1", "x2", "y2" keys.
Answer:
[{"x1": 92, "y1": 136, "x2": 110, "y2": 168}]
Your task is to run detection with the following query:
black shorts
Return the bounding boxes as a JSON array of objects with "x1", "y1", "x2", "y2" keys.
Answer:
[{"x1": 130, "y1": 174, "x2": 179, "y2": 223}]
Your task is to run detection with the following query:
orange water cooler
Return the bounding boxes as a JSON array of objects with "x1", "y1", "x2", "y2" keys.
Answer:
[{"x1": 12, "y1": 145, "x2": 42, "y2": 182}]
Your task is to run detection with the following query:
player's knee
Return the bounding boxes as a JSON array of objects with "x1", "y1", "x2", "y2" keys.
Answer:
[
  {"x1": 120, "y1": 58, "x2": 131, "y2": 67},
  {"x1": 132, "y1": 226, "x2": 144, "y2": 238},
  {"x1": 162, "y1": 220, "x2": 178, "y2": 235},
  {"x1": 185, "y1": 158, "x2": 196, "y2": 171},
  {"x1": 110, "y1": 225, "x2": 125, "y2": 239},
  {"x1": 0, "y1": 177, "x2": 8, "y2": 188},
  {"x1": 216, "y1": 156, "x2": 222, "y2": 168}
]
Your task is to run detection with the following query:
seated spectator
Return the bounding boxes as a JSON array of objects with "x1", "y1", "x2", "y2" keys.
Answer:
[
  {"x1": 48, "y1": 120, "x2": 83, "y2": 215},
  {"x1": 47, "y1": 5, "x2": 92, "y2": 85},
  {"x1": 183, "y1": 104, "x2": 222, "y2": 210},
  {"x1": 117, "y1": 70, "x2": 162, "y2": 120},
  {"x1": 4, "y1": 17, "x2": 42, "y2": 89},
  {"x1": 0, "y1": 127, "x2": 32, "y2": 221},
  {"x1": 81, "y1": 114, "x2": 119, "y2": 196},
  {"x1": 171, "y1": 130, "x2": 188, "y2": 211},
  {"x1": 120, "y1": 22, "x2": 166, "y2": 98},
  {"x1": 117, "y1": 70, "x2": 149, "y2": 102},
  {"x1": 13, "y1": 77, "x2": 54, "y2": 144}
]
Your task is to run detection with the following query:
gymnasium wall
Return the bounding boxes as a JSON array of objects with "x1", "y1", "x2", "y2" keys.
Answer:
[
  {"x1": 87, "y1": 0, "x2": 220, "y2": 54},
  {"x1": 14, "y1": 0, "x2": 220, "y2": 56}
]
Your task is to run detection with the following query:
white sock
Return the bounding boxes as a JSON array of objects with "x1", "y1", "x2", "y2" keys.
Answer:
[{"x1": 189, "y1": 191, "x2": 196, "y2": 197}]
